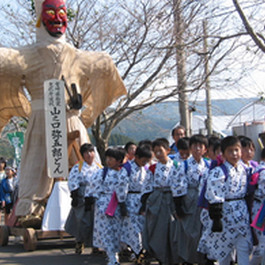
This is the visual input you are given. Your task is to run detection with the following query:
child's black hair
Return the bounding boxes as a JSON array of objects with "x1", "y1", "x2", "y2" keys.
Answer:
[
  {"x1": 105, "y1": 148, "x2": 125, "y2": 163},
  {"x1": 213, "y1": 141, "x2": 221, "y2": 154},
  {"x1": 138, "y1": 139, "x2": 152, "y2": 149},
  {"x1": 208, "y1": 135, "x2": 220, "y2": 148},
  {"x1": 152, "y1": 138, "x2": 170, "y2": 150},
  {"x1": 0, "y1": 157, "x2": 7, "y2": 169},
  {"x1": 189, "y1": 134, "x2": 208, "y2": 148},
  {"x1": 135, "y1": 145, "x2": 152, "y2": 159},
  {"x1": 80, "y1": 143, "x2": 95, "y2": 157},
  {"x1": 177, "y1": 137, "x2": 190, "y2": 150},
  {"x1": 238, "y1": 135, "x2": 255, "y2": 150},
  {"x1": 221, "y1": 136, "x2": 241, "y2": 154},
  {"x1": 124, "y1": 141, "x2": 136, "y2": 152},
  {"x1": 207, "y1": 135, "x2": 221, "y2": 154}
]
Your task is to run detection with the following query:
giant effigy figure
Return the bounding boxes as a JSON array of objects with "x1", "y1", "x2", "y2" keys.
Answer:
[{"x1": 0, "y1": 0, "x2": 126, "y2": 224}]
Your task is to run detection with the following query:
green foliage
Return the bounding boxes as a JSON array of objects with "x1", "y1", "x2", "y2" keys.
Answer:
[
  {"x1": 0, "y1": 139, "x2": 15, "y2": 165},
  {"x1": 67, "y1": 8, "x2": 76, "y2": 22}
]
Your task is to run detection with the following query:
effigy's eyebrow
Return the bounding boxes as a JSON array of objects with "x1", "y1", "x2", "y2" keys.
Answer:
[{"x1": 44, "y1": 4, "x2": 65, "y2": 8}]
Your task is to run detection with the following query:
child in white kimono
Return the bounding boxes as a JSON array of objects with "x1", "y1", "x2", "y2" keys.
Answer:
[
  {"x1": 206, "y1": 135, "x2": 221, "y2": 161},
  {"x1": 65, "y1": 143, "x2": 101, "y2": 254},
  {"x1": 202, "y1": 136, "x2": 253, "y2": 265},
  {"x1": 140, "y1": 138, "x2": 179, "y2": 265},
  {"x1": 239, "y1": 135, "x2": 258, "y2": 175},
  {"x1": 89, "y1": 148, "x2": 125, "y2": 265},
  {"x1": 239, "y1": 136, "x2": 258, "y2": 253},
  {"x1": 117, "y1": 145, "x2": 152, "y2": 261},
  {"x1": 250, "y1": 148, "x2": 265, "y2": 265},
  {"x1": 169, "y1": 137, "x2": 190, "y2": 163},
  {"x1": 124, "y1": 141, "x2": 137, "y2": 162},
  {"x1": 172, "y1": 134, "x2": 209, "y2": 264},
  {"x1": 197, "y1": 137, "x2": 222, "y2": 264}
]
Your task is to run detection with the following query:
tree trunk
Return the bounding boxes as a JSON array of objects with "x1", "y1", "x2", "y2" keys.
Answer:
[
  {"x1": 91, "y1": 117, "x2": 108, "y2": 165},
  {"x1": 173, "y1": 0, "x2": 190, "y2": 136},
  {"x1": 203, "y1": 20, "x2": 212, "y2": 135},
  {"x1": 95, "y1": 135, "x2": 107, "y2": 166}
]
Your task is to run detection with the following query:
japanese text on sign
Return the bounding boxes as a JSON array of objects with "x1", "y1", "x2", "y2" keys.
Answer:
[{"x1": 44, "y1": 80, "x2": 68, "y2": 178}]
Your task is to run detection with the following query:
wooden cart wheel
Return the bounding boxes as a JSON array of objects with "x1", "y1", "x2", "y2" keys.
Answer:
[
  {"x1": 23, "y1": 228, "x2": 37, "y2": 251},
  {"x1": 0, "y1": 226, "x2": 9, "y2": 246}
]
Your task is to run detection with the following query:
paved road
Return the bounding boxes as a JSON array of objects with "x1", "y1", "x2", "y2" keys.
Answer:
[
  {"x1": 0, "y1": 236, "x2": 104, "y2": 265},
  {"x1": 0, "y1": 214, "x2": 158, "y2": 265},
  {"x1": 0, "y1": 236, "x2": 159, "y2": 265}
]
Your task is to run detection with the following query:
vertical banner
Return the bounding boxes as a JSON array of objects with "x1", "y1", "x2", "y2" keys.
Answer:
[
  {"x1": 44, "y1": 79, "x2": 68, "y2": 178},
  {"x1": 7, "y1": 131, "x2": 24, "y2": 168}
]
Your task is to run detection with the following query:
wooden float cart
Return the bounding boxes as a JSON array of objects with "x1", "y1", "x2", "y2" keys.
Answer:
[
  {"x1": 0, "y1": 131, "x2": 82, "y2": 251},
  {"x1": 0, "y1": 226, "x2": 72, "y2": 251}
]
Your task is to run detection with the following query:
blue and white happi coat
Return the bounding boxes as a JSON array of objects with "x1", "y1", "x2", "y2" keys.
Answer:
[
  {"x1": 90, "y1": 167, "x2": 123, "y2": 262},
  {"x1": 68, "y1": 161, "x2": 101, "y2": 194},
  {"x1": 65, "y1": 161, "x2": 101, "y2": 244},
  {"x1": 171, "y1": 156, "x2": 209, "y2": 197},
  {"x1": 251, "y1": 161, "x2": 265, "y2": 259},
  {"x1": 117, "y1": 160, "x2": 147, "y2": 254},
  {"x1": 141, "y1": 158, "x2": 179, "y2": 264},
  {"x1": 198, "y1": 161, "x2": 252, "y2": 261},
  {"x1": 142, "y1": 158, "x2": 178, "y2": 194},
  {"x1": 171, "y1": 156, "x2": 209, "y2": 264}
]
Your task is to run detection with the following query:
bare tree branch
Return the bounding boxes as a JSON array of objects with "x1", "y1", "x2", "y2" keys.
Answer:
[{"x1": 232, "y1": 0, "x2": 265, "y2": 53}]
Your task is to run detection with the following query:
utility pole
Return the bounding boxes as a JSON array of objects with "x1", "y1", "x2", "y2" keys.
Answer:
[
  {"x1": 203, "y1": 19, "x2": 212, "y2": 135},
  {"x1": 173, "y1": 0, "x2": 190, "y2": 136}
]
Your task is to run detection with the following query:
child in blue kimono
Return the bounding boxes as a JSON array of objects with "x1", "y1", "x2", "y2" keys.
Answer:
[
  {"x1": 198, "y1": 137, "x2": 222, "y2": 264},
  {"x1": 239, "y1": 136, "x2": 258, "y2": 252},
  {"x1": 169, "y1": 137, "x2": 190, "y2": 162},
  {"x1": 140, "y1": 138, "x2": 179, "y2": 265},
  {"x1": 89, "y1": 148, "x2": 126, "y2": 265},
  {"x1": 200, "y1": 136, "x2": 252, "y2": 265},
  {"x1": 124, "y1": 141, "x2": 137, "y2": 162},
  {"x1": 239, "y1": 135, "x2": 258, "y2": 174},
  {"x1": 172, "y1": 134, "x2": 209, "y2": 264},
  {"x1": 65, "y1": 143, "x2": 101, "y2": 254},
  {"x1": 117, "y1": 145, "x2": 152, "y2": 262},
  {"x1": 250, "y1": 148, "x2": 265, "y2": 265}
]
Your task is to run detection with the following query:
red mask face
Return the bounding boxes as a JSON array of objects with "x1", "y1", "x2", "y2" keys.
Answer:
[{"x1": 41, "y1": 0, "x2": 68, "y2": 38}]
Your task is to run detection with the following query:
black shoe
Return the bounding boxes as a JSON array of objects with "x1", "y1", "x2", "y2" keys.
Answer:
[
  {"x1": 205, "y1": 259, "x2": 215, "y2": 265},
  {"x1": 75, "y1": 242, "x2": 84, "y2": 254}
]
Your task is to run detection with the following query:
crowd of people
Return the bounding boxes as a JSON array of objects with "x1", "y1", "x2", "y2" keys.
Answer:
[
  {"x1": 63, "y1": 125, "x2": 265, "y2": 265},
  {"x1": 1, "y1": 125, "x2": 265, "y2": 265}
]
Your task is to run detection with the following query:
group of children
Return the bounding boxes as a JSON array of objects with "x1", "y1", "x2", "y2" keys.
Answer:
[{"x1": 64, "y1": 128, "x2": 265, "y2": 265}]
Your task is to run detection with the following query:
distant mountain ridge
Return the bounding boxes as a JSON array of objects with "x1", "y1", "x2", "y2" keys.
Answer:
[{"x1": 112, "y1": 97, "x2": 258, "y2": 142}]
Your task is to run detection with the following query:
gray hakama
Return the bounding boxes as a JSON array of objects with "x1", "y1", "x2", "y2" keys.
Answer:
[
  {"x1": 142, "y1": 188, "x2": 179, "y2": 264},
  {"x1": 64, "y1": 185, "x2": 94, "y2": 246},
  {"x1": 174, "y1": 186, "x2": 205, "y2": 263},
  {"x1": 172, "y1": 156, "x2": 210, "y2": 264}
]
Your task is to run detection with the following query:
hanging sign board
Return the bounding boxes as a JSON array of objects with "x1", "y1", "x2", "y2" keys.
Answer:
[{"x1": 44, "y1": 79, "x2": 68, "y2": 178}]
